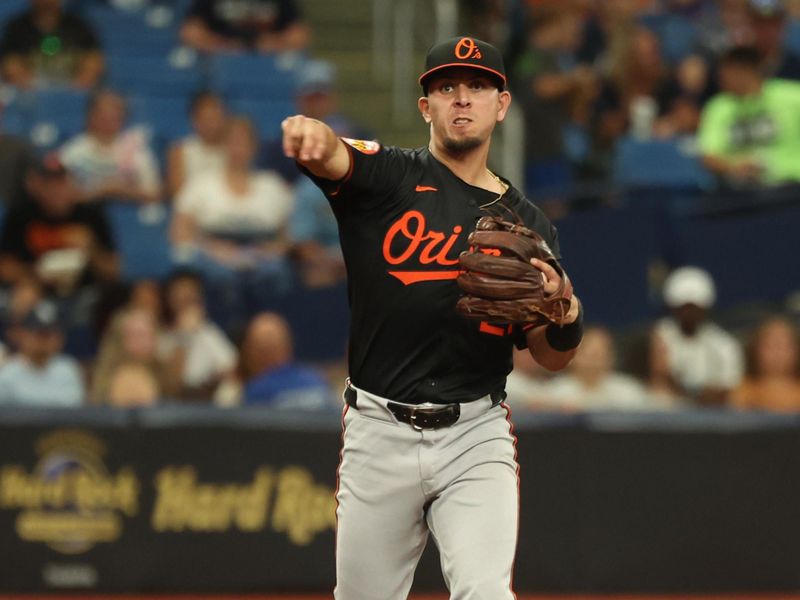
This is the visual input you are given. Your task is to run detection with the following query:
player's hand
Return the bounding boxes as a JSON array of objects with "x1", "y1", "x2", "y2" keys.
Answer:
[
  {"x1": 531, "y1": 258, "x2": 561, "y2": 296},
  {"x1": 281, "y1": 115, "x2": 334, "y2": 163},
  {"x1": 531, "y1": 258, "x2": 579, "y2": 325}
]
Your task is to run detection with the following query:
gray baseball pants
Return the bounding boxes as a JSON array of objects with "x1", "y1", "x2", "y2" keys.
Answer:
[{"x1": 334, "y1": 382, "x2": 519, "y2": 600}]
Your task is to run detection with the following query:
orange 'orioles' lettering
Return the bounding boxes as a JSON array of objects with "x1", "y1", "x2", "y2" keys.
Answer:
[
  {"x1": 383, "y1": 211, "x2": 461, "y2": 266},
  {"x1": 383, "y1": 211, "x2": 464, "y2": 284}
]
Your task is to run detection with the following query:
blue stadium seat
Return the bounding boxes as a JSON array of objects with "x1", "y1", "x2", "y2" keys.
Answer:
[
  {"x1": 0, "y1": 0, "x2": 27, "y2": 22},
  {"x1": 613, "y1": 135, "x2": 713, "y2": 189},
  {"x1": 127, "y1": 94, "x2": 191, "y2": 141},
  {"x1": 640, "y1": 13, "x2": 698, "y2": 64},
  {"x1": 0, "y1": 90, "x2": 34, "y2": 139},
  {"x1": 1, "y1": 88, "x2": 88, "y2": 151},
  {"x1": 29, "y1": 88, "x2": 89, "y2": 150},
  {"x1": 127, "y1": 94, "x2": 192, "y2": 167},
  {"x1": 104, "y1": 202, "x2": 173, "y2": 281},
  {"x1": 208, "y1": 54, "x2": 302, "y2": 100},
  {"x1": 785, "y1": 18, "x2": 800, "y2": 56},
  {"x1": 84, "y1": 3, "x2": 183, "y2": 55},
  {"x1": 106, "y1": 52, "x2": 204, "y2": 96},
  {"x1": 228, "y1": 98, "x2": 296, "y2": 141}
]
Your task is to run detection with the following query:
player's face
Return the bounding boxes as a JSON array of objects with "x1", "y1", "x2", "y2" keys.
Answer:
[{"x1": 418, "y1": 69, "x2": 511, "y2": 153}]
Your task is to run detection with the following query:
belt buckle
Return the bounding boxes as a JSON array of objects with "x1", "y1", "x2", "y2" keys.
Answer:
[
  {"x1": 409, "y1": 410, "x2": 425, "y2": 431},
  {"x1": 410, "y1": 402, "x2": 441, "y2": 431}
]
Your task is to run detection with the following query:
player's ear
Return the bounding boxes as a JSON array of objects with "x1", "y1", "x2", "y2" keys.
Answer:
[
  {"x1": 495, "y1": 90, "x2": 512, "y2": 123},
  {"x1": 418, "y1": 97, "x2": 431, "y2": 123}
]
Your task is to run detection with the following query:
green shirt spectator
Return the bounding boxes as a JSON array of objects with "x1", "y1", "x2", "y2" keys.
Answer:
[{"x1": 698, "y1": 46, "x2": 800, "y2": 185}]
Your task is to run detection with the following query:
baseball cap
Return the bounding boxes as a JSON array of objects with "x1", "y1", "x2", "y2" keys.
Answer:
[
  {"x1": 21, "y1": 301, "x2": 63, "y2": 332},
  {"x1": 419, "y1": 36, "x2": 506, "y2": 92},
  {"x1": 663, "y1": 267, "x2": 716, "y2": 309},
  {"x1": 296, "y1": 60, "x2": 335, "y2": 96}
]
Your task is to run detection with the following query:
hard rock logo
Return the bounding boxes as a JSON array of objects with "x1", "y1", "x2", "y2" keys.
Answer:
[{"x1": 0, "y1": 430, "x2": 139, "y2": 554}]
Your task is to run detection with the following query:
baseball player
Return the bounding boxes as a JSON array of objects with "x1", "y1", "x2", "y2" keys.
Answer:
[{"x1": 282, "y1": 37, "x2": 583, "y2": 600}]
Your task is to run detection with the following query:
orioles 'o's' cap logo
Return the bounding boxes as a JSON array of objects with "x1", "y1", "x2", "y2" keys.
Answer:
[{"x1": 454, "y1": 37, "x2": 482, "y2": 60}]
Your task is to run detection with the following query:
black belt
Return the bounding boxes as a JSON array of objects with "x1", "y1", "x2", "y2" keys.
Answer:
[{"x1": 344, "y1": 386, "x2": 505, "y2": 431}]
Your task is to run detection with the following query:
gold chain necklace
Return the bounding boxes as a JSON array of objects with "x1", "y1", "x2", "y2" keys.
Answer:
[{"x1": 481, "y1": 168, "x2": 508, "y2": 209}]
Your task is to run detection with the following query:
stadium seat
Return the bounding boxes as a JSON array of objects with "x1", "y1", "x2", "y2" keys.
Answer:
[
  {"x1": 32, "y1": 88, "x2": 88, "y2": 132},
  {"x1": 613, "y1": 135, "x2": 714, "y2": 189},
  {"x1": 105, "y1": 52, "x2": 204, "y2": 96},
  {"x1": 127, "y1": 94, "x2": 191, "y2": 141},
  {"x1": 84, "y1": 3, "x2": 183, "y2": 55},
  {"x1": 785, "y1": 18, "x2": 800, "y2": 56},
  {"x1": 0, "y1": 89, "x2": 34, "y2": 139},
  {"x1": 126, "y1": 94, "x2": 192, "y2": 167},
  {"x1": 1, "y1": 88, "x2": 89, "y2": 151},
  {"x1": 208, "y1": 53, "x2": 303, "y2": 100},
  {"x1": 0, "y1": 0, "x2": 27, "y2": 22},
  {"x1": 640, "y1": 13, "x2": 698, "y2": 64},
  {"x1": 228, "y1": 98, "x2": 296, "y2": 141},
  {"x1": 104, "y1": 202, "x2": 173, "y2": 281}
]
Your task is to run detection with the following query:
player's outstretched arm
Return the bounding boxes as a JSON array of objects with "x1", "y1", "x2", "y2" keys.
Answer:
[{"x1": 282, "y1": 115, "x2": 351, "y2": 181}]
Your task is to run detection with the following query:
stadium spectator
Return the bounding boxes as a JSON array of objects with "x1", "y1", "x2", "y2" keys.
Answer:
[
  {"x1": 504, "y1": 346, "x2": 553, "y2": 409},
  {"x1": 58, "y1": 89, "x2": 162, "y2": 203},
  {"x1": 0, "y1": 153, "x2": 119, "y2": 296},
  {"x1": 289, "y1": 176, "x2": 345, "y2": 288},
  {"x1": 0, "y1": 300, "x2": 83, "y2": 406},
  {"x1": 106, "y1": 362, "x2": 160, "y2": 407},
  {"x1": 730, "y1": 316, "x2": 800, "y2": 411},
  {"x1": 463, "y1": 0, "x2": 513, "y2": 50},
  {"x1": 575, "y1": 0, "x2": 651, "y2": 69},
  {"x1": 653, "y1": 266, "x2": 744, "y2": 405},
  {"x1": 91, "y1": 308, "x2": 176, "y2": 404},
  {"x1": 0, "y1": 125, "x2": 35, "y2": 206},
  {"x1": 542, "y1": 326, "x2": 652, "y2": 411},
  {"x1": 166, "y1": 91, "x2": 228, "y2": 198},
  {"x1": 592, "y1": 28, "x2": 677, "y2": 149},
  {"x1": 159, "y1": 269, "x2": 236, "y2": 400},
  {"x1": 0, "y1": 277, "x2": 42, "y2": 352},
  {"x1": 643, "y1": 327, "x2": 687, "y2": 406},
  {"x1": 96, "y1": 279, "x2": 162, "y2": 341},
  {"x1": 263, "y1": 60, "x2": 372, "y2": 182},
  {"x1": 171, "y1": 116, "x2": 294, "y2": 330},
  {"x1": 0, "y1": 0, "x2": 103, "y2": 89},
  {"x1": 742, "y1": 0, "x2": 800, "y2": 80},
  {"x1": 236, "y1": 311, "x2": 335, "y2": 409},
  {"x1": 698, "y1": 46, "x2": 800, "y2": 186},
  {"x1": 180, "y1": 0, "x2": 310, "y2": 53},
  {"x1": 651, "y1": 53, "x2": 709, "y2": 138},
  {"x1": 512, "y1": 6, "x2": 596, "y2": 193},
  {"x1": 294, "y1": 61, "x2": 371, "y2": 142}
]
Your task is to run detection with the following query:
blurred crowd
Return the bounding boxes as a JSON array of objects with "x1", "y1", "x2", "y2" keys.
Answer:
[
  {"x1": 465, "y1": 0, "x2": 800, "y2": 193},
  {"x1": 0, "y1": 0, "x2": 797, "y2": 413},
  {"x1": 507, "y1": 266, "x2": 800, "y2": 412}
]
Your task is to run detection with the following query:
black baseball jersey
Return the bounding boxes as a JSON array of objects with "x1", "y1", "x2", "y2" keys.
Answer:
[{"x1": 305, "y1": 139, "x2": 561, "y2": 404}]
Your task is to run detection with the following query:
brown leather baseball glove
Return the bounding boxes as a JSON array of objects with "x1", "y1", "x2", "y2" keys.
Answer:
[{"x1": 456, "y1": 215, "x2": 574, "y2": 326}]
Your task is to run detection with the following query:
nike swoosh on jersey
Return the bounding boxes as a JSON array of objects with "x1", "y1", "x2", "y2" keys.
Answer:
[{"x1": 415, "y1": 185, "x2": 438, "y2": 192}]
